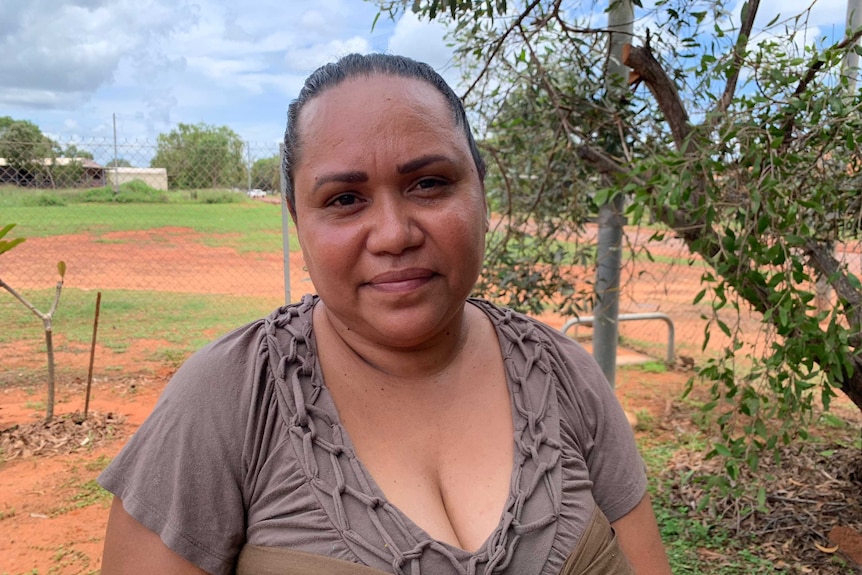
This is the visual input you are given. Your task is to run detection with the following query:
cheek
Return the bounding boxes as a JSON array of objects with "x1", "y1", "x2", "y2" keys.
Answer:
[{"x1": 300, "y1": 224, "x2": 360, "y2": 277}]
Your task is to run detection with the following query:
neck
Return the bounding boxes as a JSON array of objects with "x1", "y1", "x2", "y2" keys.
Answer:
[{"x1": 313, "y1": 301, "x2": 475, "y2": 382}]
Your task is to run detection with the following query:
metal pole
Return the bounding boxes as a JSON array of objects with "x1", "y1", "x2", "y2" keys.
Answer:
[
  {"x1": 592, "y1": 0, "x2": 633, "y2": 388},
  {"x1": 247, "y1": 141, "x2": 252, "y2": 193},
  {"x1": 279, "y1": 143, "x2": 292, "y2": 305},
  {"x1": 844, "y1": 0, "x2": 862, "y2": 91},
  {"x1": 112, "y1": 113, "x2": 119, "y2": 195}
]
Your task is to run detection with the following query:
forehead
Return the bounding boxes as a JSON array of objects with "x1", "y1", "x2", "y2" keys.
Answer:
[{"x1": 295, "y1": 75, "x2": 464, "y2": 167}]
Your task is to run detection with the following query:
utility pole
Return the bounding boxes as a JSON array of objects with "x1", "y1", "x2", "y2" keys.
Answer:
[{"x1": 592, "y1": 0, "x2": 634, "y2": 387}]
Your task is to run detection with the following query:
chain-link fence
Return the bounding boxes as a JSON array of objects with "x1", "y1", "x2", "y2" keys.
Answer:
[
  {"x1": 1, "y1": 136, "x2": 289, "y2": 291},
  {"x1": 0, "y1": 135, "x2": 296, "y2": 376},
  {"x1": 0, "y1": 134, "x2": 810, "y2": 373}
]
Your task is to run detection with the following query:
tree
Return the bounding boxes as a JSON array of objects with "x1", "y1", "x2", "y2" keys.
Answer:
[
  {"x1": 382, "y1": 1, "x2": 862, "y2": 456},
  {"x1": 250, "y1": 155, "x2": 280, "y2": 192},
  {"x1": 0, "y1": 117, "x2": 57, "y2": 186},
  {"x1": 0, "y1": 224, "x2": 66, "y2": 422},
  {"x1": 150, "y1": 123, "x2": 246, "y2": 189},
  {"x1": 106, "y1": 158, "x2": 132, "y2": 168},
  {"x1": 61, "y1": 144, "x2": 94, "y2": 160}
]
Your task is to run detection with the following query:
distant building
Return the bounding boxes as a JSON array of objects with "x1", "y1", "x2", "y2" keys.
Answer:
[
  {"x1": 106, "y1": 167, "x2": 168, "y2": 191},
  {"x1": 0, "y1": 157, "x2": 105, "y2": 187}
]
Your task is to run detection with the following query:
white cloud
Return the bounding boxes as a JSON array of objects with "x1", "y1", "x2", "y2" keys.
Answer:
[
  {"x1": 0, "y1": 0, "x2": 850, "y2": 146},
  {"x1": 284, "y1": 37, "x2": 373, "y2": 72},
  {"x1": 0, "y1": 0, "x2": 196, "y2": 107},
  {"x1": 387, "y1": 12, "x2": 459, "y2": 89}
]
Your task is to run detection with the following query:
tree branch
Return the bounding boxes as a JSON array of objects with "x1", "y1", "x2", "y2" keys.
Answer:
[
  {"x1": 623, "y1": 44, "x2": 691, "y2": 149},
  {"x1": 804, "y1": 239, "x2": 862, "y2": 333},
  {"x1": 713, "y1": 0, "x2": 760, "y2": 120},
  {"x1": 47, "y1": 279, "x2": 64, "y2": 318},
  {"x1": 778, "y1": 28, "x2": 862, "y2": 152},
  {"x1": 460, "y1": 0, "x2": 544, "y2": 100},
  {"x1": 0, "y1": 277, "x2": 48, "y2": 321}
]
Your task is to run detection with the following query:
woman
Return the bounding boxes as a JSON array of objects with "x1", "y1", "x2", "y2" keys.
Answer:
[{"x1": 99, "y1": 53, "x2": 672, "y2": 575}]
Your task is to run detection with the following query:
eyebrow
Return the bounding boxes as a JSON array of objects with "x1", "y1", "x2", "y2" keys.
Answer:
[
  {"x1": 397, "y1": 154, "x2": 454, "y2": 174},
  {"x1": 311, "y1": 154, "x2": 455, "y2": 194},
  {"x1": 312, "y1": 170, "x2": 368, "y2": 193}
]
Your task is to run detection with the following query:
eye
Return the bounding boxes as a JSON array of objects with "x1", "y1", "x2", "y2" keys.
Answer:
[
  {"x1": 415, "y1": 177, "x2": 447, "y2": 191},
  {"x1": 327, "y1": 193, "x2": 361, "y2": 207}
]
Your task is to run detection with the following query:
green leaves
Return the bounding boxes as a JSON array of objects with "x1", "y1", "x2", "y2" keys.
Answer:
[
  {"x1": 150, "y1": 123, "x2": 246, "y2": 190},
  {"x1": 0, "y1": 223, "x2": 25, "y2": 256},
  {"x1": 386, "y1": 0, "x2": 862, "y2": 499}
]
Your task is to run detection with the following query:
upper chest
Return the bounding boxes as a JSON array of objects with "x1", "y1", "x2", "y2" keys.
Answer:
[
  {"x1": 246, "y1": 303, "x2": 585, "y2": 573},
  {"x1": 318, "y1": 325, "x2": 514, "y2": 552}
]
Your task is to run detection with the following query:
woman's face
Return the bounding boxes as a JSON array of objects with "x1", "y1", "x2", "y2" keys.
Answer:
[{"x1": 292, "y1": 74, "x2": 487, "y2": 349}]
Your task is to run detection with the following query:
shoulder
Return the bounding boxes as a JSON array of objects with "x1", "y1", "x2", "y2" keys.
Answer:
[
  {"x1": 468, "y1": 297, "x2": 619, "y2": 440},
  {"x1": 468, "y1": 297, "x2": 598, "y2": 378}
]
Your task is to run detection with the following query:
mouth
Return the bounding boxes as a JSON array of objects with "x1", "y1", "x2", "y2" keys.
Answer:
[{"x1": 365, "y1": 268, "x2": 437, "y2": 293}]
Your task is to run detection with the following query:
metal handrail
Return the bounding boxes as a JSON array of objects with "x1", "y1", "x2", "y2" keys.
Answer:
[{"x1": 561, "y1": 312, "x2": 676, "y2": 364}]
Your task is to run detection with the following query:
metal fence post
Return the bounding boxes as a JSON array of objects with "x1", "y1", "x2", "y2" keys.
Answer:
[
  {"x1": 592, "y1": 0, "x2": 633, "y2": 388},
  {"x1": 279, "y1": 142, "x2": 292, "y2": 305}
]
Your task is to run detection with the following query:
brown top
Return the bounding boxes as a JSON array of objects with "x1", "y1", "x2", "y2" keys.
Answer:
[
  {"x1": 236, "y1": 505, "x2": 633, "y2": 575},
  {"x1": 99, "y1": 296, "x2": 646, "y2": 575}
]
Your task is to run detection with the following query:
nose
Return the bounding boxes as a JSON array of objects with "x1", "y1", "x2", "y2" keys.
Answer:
[{"x1": 365, "y1": 195, "x2": 424, "y2": 255}]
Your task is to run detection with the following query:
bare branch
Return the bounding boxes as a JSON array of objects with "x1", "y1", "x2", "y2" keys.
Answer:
[
  {"x1": 624, "y1": 44, "x2": 691, "y2": 149},
  {"x1": 713, "y1": 0, "x2": 760, "y2": 119},
  {"x1": 576, "y1": 144, "x2": 628, "y2": 177},
  {"x1": 804, "y1": 240, "x2": 862, "y2": 332},
  {"x1": 460, "y1": 0, "x2": 544, "y2": 100},
  {"x1": 47, "y1": 279, "x2": 64, "y2": 317},
  {"x1": 0, "y1": 278, "x2": 48, "y2": 322}
]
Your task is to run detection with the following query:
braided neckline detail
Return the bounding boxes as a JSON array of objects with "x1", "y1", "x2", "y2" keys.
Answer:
[{"x1": 265, "y1": 295, "x2": 561, "y2": 575}]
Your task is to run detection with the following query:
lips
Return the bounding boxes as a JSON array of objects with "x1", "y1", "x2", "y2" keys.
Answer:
[{"x1": 365, "y1": 268, "x2": 436, "y2": 293}]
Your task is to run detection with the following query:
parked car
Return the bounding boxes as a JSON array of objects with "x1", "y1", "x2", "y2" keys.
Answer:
[{"x1": 247, "y1": 189, "x2": 267, "y2": 198}]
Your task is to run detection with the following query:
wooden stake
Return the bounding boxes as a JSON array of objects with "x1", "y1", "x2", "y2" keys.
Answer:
[{"x1": 84, "y1": 292, "x2": 102, "y2": 419}]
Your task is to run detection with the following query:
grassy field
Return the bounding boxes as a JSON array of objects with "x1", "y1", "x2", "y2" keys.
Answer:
[
  {"x1": 0, "y1": 184, "x2": 293, "y2": 252},
  {"x1": 1, "y1": 183, "x2": 293, "y2": 377},
  {"x1": 0, "y1": 288, "x2": 282, "y2": 357}
]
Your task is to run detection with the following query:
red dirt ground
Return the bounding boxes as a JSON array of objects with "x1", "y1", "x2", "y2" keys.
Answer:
[{"x1": 1, "y1": 226, "x2": 860, "y2": 574}]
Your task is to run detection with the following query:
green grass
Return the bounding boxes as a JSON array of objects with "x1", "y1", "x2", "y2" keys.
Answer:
[
  {"x1": 2, "y1": 200, "x2": 283, "y2": 238},
  {"x1": 51, "y1": 479, "x2": 113, "y2": 517},
  {"x1": 0, "y1": 288, "x2": 283, "y2": 356}
]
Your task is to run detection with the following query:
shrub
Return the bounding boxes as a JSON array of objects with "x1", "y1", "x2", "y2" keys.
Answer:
[
  {"x1": 23, "y1": 193, "x2": 67, "y2": 207},
  {"x1": 78, "y1": 180, "x2": 168, "y2": 204},
  {"x1": 195, "y1": 190, "x2": 242, "y2": 204}
]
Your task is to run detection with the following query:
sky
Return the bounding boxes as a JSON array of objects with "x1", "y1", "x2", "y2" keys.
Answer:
[
  {"x1": 0, "y1": 0, "x2": 458, "y2": 149},
  {"x1": 0, "y1": 0, "x2": 856, "y2": 154}
]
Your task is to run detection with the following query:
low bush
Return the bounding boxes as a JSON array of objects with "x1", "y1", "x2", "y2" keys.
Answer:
[
  {"x1": 195, "y1": 190, "x2": 243, "y2": 204},
  {"x1": 22, "y1": 193, "x2": 68, "y2": 207},
  {"x1": 78, "y1": 180, "x2": 168, "y2": 203}
]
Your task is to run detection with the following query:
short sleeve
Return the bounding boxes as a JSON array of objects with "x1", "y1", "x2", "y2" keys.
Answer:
[
  {"x1": 539, "y1": 326, "x2": 648, "y2": 523},
  {"x1": 98, "y1": 318, "x2": 273, "y2": 575}
]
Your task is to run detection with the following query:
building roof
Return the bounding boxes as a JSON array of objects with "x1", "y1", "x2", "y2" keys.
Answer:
[{"x1": 0, "y1": 157, "x2": 103, "y2": 169}]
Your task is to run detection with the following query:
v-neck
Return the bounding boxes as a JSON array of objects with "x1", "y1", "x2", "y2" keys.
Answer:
[
  {"x1": 309, "y1": 299, "x2": 521, "y2": 558},
  {"x1": 284, "y1": 296, "x2": 562, "y2": 572}
]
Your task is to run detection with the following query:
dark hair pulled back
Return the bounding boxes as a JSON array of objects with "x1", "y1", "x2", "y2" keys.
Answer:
[{"x1": 282, "y1": 53, "x2": 485, "y2": 213}]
